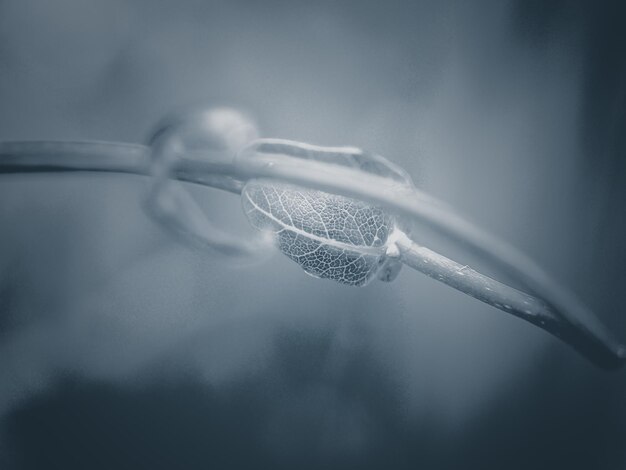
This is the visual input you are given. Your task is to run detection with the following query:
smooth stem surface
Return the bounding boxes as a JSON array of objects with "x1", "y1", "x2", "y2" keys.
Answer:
[
  {"x1": 0, "y1": 140, "x2": 624, "y2": 368},
  {"x1": 393, "y1": 231, "x2": 624, "y2": 367},
  {"x1": 0, "y1": 141, "x2": 150, "y2": 175}
]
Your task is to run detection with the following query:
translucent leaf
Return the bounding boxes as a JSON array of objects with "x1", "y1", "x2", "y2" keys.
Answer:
[{"x1": 242, "y1": 179, "x2": 399, "y2": 286}]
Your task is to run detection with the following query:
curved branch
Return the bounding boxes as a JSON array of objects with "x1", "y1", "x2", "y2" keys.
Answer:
[
  {"x1": 0, "y1": 140, "x2": 624, "y2": 368},
  {"x1": 391, "y1": 230, "x2": 624, "y2": 367},
  {"x1": 230, "y1": 152, "x2": 626, "y2": 368}
]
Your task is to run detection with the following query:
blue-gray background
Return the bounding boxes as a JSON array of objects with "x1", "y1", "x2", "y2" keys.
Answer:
[{"x1": 0, "y1": 0, "x2": 625, "y2": 468}]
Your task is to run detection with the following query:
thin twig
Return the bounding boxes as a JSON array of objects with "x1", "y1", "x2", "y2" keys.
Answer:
[
  {"x1": 0, "y1": 140, "x2": 624, "y2": 368},
  {"x1": 392, "y1": 231, "x2": 622, "y2": 366}
]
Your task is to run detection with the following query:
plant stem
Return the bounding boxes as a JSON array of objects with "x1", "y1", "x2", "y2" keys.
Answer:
[
  {"x1": 392, "y1": 231, "x2": 624, "y2": 368},
  {"x1": 1, "y1": 140, "x2": 624, "y2": 368}
]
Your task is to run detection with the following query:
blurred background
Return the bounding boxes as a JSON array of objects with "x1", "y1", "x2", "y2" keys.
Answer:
[{"x1": 0, "y1": 0, "x2": 625, "y2": 468}]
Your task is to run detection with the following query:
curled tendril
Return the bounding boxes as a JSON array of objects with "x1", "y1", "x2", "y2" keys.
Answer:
[
  {"x1": 0, "y1": 108, "x2": 624, "y2": 369},
  {"x1": 145, "y1": 107, "x2": 275, "y2": 261}
]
